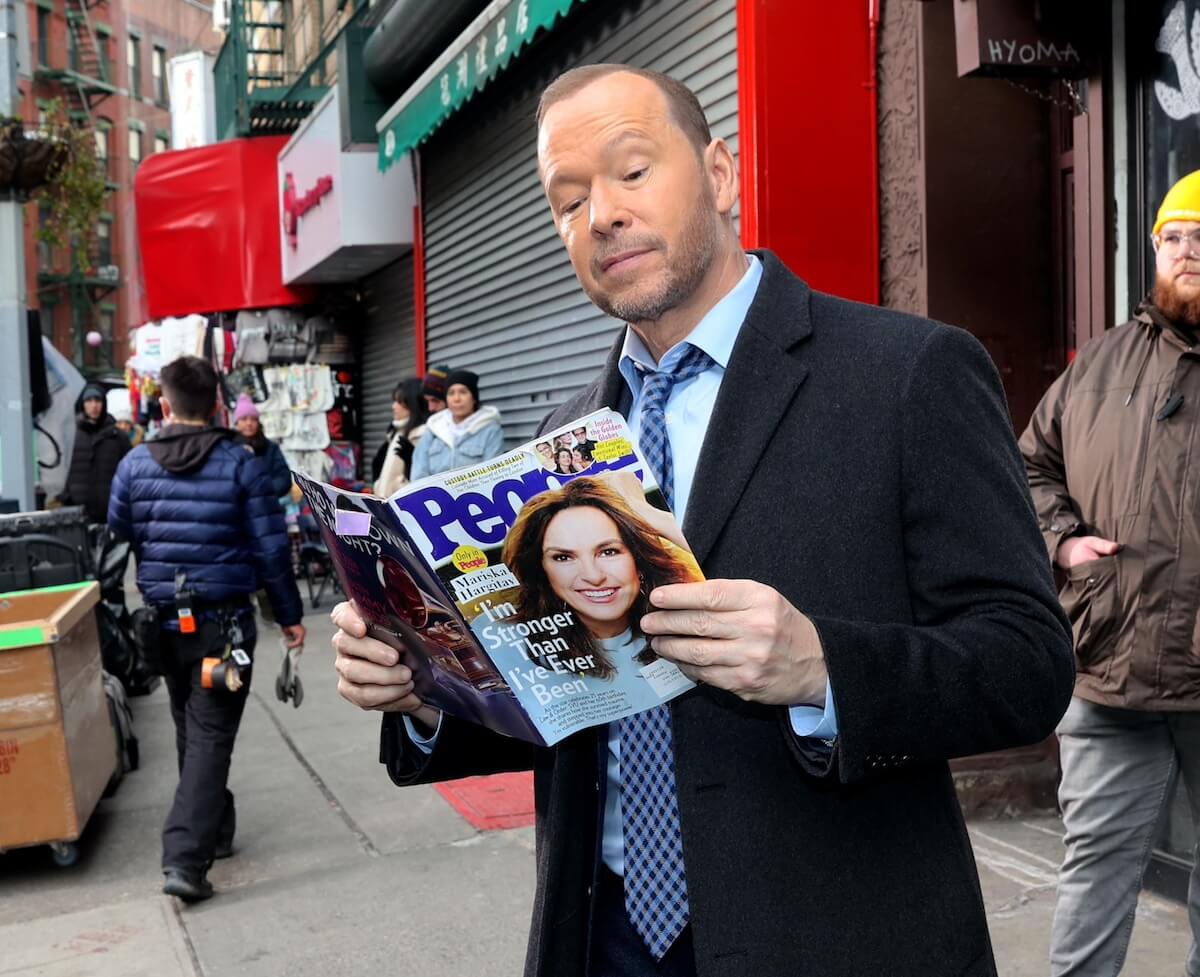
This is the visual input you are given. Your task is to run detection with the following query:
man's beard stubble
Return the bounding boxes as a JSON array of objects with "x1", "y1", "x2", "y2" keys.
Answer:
[
  {"x1": 585, "y1": 196, "x2": 721, "y2": 325},
  {"x1": 1152, "y1": 274, "x2": 1200, "y2": 329}
]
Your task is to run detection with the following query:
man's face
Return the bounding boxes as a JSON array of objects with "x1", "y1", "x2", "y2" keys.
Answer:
[
  {"x1": 538, "y1": 73, "x2": 721, "y2": 324},
  {"x1": 1153, "y1": 220, "x2": 1200, "y2": 325},
  {"x1": 82, "y1": 398, "x2": 103, "y2": 420},
  {"x1": 425, "y1": 395, "x2": 446, "y2": 414}
]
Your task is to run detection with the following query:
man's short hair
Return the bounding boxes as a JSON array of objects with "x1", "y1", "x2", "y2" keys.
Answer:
[
  {"x1": 161, "y1": 356, "x2": 219, "y2": 421},
  {"x1": 536, "y1": 64, "x2": 712, "y2": 156}
]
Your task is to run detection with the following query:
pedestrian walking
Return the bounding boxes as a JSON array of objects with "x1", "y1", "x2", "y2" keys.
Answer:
[
  {"x1": 233, "y1": 394, "x2": 292, "y2": 499},
  {"x1": 1022, "y1": 168, "x2": 1200, "y2": 977},
  {"x1": 108, "y1": 356, "x2": 305, "y2": 903},
  {"x1": 332, "y1": 65, "x2": 1073, "y2": 977},
  {"x1": 57, "y1": 383, "x2": 130, "y2": 524},
  {"x1": 408, "y1": 369, "x2": 504, "y2": 480},
  {"x1": 371, "y1": 378, "x2": 430, "y2": 497}
]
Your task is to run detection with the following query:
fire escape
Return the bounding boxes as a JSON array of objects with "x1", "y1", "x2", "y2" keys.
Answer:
[
  {"x1": 215, "y1": 0, "x2": 326, "y2": 138},
  {"x1": 33, "y1": 0, "x2": 120, "y2": 369}
]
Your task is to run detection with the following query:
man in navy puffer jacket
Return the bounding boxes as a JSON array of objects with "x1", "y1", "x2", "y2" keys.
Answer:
[{"x1": 109, "y1": 356, "x2": 305, "y2": 903}]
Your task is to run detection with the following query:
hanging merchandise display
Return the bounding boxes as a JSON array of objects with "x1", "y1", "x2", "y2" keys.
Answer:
[
  {"x1": 223, "y1": 313, "x2": 363, "y2": 488},
  {"x1": 120, "y1": 303, "x2": 361, "y2": 488},
  {"x1": 233, "y1": 311, "x2": 271, "y2": 367}
]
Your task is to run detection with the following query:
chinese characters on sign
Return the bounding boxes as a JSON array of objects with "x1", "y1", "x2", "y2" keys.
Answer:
[
  {"x1": 380, "y1": 0, "x2": 578, "y2": 170},
  {"x1": 439, "y1": 0, "x2": 533, "y2": 107},
  {"x1": 169, "y1": 52, "x2": 216, "y2": 149}
]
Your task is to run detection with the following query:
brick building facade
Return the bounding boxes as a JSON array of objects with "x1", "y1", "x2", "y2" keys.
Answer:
[{"x1": 17, "y1": 0, "x2": 223, "y2": 374}]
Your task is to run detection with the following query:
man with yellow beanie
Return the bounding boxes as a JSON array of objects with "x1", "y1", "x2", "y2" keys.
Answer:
[{"x1": 1021, "y1": 170, "x2": 1200, "y2": 977}]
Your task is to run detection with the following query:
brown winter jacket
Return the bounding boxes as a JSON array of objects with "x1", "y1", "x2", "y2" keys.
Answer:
[{"x1": 1021, "y1": 301, "x2": 1200, "y2": 710}]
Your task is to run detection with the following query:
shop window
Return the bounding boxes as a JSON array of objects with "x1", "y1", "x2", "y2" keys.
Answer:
[
  {"x1": 1137, "y1": 0, "x2": 1200, "y2": 296},
  {"x1": 152, "y1": 46, "x2": 167, "y2": 104},
  {"x1": 128, "y1": 36, "x2": 141, "y2": 97}
]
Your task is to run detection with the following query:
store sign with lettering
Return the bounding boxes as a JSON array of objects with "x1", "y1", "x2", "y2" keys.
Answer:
[
  {"x1": 281, "y1": 173, "x2": 335, "y2": 250},
  {"x1": 953, "y1": 0, "x2": 1088, "y2": 79}
]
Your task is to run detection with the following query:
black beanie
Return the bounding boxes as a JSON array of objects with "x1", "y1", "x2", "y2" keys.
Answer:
[{"x1": 445, "y1": 369, "x2": 481, "y2": 407}]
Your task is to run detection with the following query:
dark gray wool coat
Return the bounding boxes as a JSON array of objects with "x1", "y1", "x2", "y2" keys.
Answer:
[{"x1": 380, "y1": 251, "x2": 1074, "y2": 977}]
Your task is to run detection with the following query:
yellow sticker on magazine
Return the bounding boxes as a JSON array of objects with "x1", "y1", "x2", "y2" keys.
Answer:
[
  {"x1": 452, "y1": 545, "x2": 488, "y2": 573},
  {"x1": 593, "y1": 438, "x2": 633, "y2": 462}
]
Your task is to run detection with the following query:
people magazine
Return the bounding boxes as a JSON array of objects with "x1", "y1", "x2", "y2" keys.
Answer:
[{"x1": 293, "y1": 408, "x2": 704, "y2": 746}]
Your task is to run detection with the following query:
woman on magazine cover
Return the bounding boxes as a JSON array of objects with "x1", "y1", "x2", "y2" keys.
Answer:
[
  {"x1": 499, "y1": 475, "x2": 701, "y2": 680},
  {"x1": 553, "y1": 447, "x2": 576, "y2": 476}
]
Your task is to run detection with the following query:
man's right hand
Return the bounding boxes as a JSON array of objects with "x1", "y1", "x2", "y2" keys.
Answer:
[
  {"x1": 1056, "y1": 534, "x2": 1121, "y2": 569},
  {"x1": 330, "y1": 601, "x2": 441, "y2": 731}
]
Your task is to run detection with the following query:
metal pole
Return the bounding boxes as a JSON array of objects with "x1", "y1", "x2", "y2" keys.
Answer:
[{"x1": 0, "y1": 0, "x2": 36, "y2": 510}]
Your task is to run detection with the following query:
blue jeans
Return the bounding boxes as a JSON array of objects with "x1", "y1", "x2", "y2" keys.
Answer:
[{"x1": 1050, "y1": 696, "x2": 1200, "y2": 977}]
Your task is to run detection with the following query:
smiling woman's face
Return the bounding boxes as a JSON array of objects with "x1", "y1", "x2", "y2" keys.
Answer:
[{"x1": 540, "y1": 506, "x2": 639, "y2": 638}]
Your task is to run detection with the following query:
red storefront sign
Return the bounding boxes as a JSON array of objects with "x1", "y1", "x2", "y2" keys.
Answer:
[
  {"x1": 134, "y1": 136, "x2": 313, "y2": 319},
  {"x1": 281, "y1": 172, "x2": 335, "y2": 250}
]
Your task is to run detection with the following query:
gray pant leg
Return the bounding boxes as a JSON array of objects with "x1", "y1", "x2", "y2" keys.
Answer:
[
  {"x1": 1166, "y1": 713, "x2": 1200, "y2": 977},
  {"x1": 1050, "y1": 697, "x2": 1178, "y2": 977}
]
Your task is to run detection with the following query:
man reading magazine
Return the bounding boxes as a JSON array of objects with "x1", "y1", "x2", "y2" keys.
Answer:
[{"x1": 331, "y1": 66, "x2": 1074, "y2": 977}]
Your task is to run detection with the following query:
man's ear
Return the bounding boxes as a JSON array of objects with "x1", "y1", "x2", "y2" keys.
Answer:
[
  {"x1": 704, "y1": 137, "x2": 738, "y2": 217},
  {"x1": 160, "y1": 395, "x2": 173, "y2": 420}
]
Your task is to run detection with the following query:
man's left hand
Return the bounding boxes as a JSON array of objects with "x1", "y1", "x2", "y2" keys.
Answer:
[{"x1": 641, "y1": 580, "x2": 827, "y2": 706}]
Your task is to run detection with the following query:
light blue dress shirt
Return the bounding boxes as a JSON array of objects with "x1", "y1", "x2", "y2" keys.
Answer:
[
  {"x1": 598, "y1": 252, "x2": 837, "y2": 875},
  {"x1": 409, "y1": 253, "x2": 838, "y2": 877}
]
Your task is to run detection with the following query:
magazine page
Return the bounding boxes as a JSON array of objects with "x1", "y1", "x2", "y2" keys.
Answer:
[
  {"x1": 292, "y1": 472, "x2": 541, "y2": 743},
  {"x1": 390, "y1": 408, "x2": 700, "y2": 747}
]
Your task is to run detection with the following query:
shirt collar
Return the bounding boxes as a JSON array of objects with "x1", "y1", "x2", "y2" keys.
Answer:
[{"x1": 618, "y1": 253, "x2": 763, "y2": 393}]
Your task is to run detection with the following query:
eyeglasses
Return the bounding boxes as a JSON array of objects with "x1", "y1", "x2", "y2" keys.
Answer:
[{"x1": 1153, "y1": 228, "x2": 1200, "y2": 258}]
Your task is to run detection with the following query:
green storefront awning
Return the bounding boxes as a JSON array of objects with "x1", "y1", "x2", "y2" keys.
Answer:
[{"x1": 377, "y1": 0, "x2": 586, "y2": 171}]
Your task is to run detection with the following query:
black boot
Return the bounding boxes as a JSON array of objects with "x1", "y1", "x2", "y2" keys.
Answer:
[{"x1": 163, "y1": 867, "x2": 214, "y2": 902}]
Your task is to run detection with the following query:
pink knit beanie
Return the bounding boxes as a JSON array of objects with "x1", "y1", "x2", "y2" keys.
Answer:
[{"x1": 234, "y1": 393, "x2": 259, "y2": 422}]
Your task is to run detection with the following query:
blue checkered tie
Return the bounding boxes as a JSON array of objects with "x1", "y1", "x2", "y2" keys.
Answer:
[{"x1": 620, "y1": 342, "x2": 714, "y2": 960}]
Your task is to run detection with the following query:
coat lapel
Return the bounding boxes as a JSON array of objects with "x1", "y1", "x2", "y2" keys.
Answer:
[{"x1": 681, "y1": 252, "x2": 814, "y2": 567}]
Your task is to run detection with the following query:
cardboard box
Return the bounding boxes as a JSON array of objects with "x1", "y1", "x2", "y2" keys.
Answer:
[{"x1": 0, "y1": 582, "x2": 117, "y2": 852}]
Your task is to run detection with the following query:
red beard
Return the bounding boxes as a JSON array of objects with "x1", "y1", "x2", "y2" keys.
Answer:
[{"x1": 1152, "y1": 275, "x2": 1200, "y2": 328}]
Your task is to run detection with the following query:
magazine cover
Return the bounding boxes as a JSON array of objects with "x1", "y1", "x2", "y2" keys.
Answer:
[{"x1": 295, "y1": 408, "x2": 702, "y2": 746}]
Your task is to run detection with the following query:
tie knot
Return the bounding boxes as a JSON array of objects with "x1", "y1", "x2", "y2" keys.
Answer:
[{"x1": 640, "y1": 344, "x2": 715, "y2": 412}]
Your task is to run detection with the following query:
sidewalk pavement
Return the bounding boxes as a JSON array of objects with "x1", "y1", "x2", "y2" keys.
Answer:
[{"x1": 0, "y1": 608, "x2": 1191, "y2": 976}]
